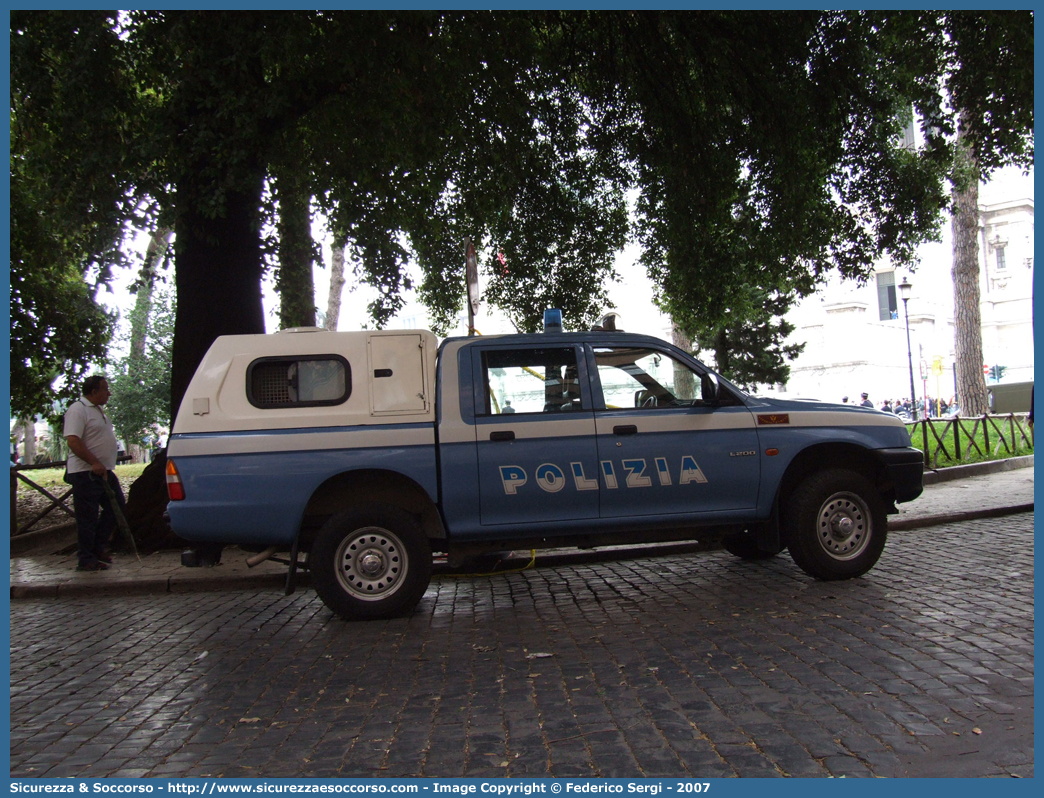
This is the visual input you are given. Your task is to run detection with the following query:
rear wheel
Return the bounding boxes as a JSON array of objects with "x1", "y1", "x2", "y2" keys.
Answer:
[
  {"x1": 784, "y1": 469, "x2": 886, "y2": 580},
  {"x1": 311, "y1": 505, "x2": 432, "y2": 620}
]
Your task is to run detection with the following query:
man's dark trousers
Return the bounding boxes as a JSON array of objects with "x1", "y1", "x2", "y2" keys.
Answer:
[{"x1": 66, "y1": 471, "x2": 125, "y2": 566}]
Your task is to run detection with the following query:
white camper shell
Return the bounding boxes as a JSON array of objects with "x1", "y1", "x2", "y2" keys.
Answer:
[{"x1": 172, "y1": 328, "x2": 438, "y2": 436}]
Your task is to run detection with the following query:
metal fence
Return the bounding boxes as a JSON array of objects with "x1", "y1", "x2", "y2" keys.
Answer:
[
  {"x1": 10, "y1": 461, "x2": 75, "y2": 537},
  {"x1": 907, "y1": 413, "x2": 1034, "y2": 469},
  {"x1": 10, "y1": 455, "x2": 135, "y2": 537}
]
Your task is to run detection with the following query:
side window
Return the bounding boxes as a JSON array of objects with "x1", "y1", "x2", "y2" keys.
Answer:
[
  {"x1": 481, "y1": 348, "x2": 582, "y2": 415},
  {"x1": 247, "y1": 355, "x2": 350, "y2": 409},
  {"x1": 594, "y1": 346, "x2": 701, "y2": 409}
]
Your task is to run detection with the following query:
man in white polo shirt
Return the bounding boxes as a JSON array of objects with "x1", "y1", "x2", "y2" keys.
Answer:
[{"x1": 63, "y1": 375, "x2": 126, "y2": 571}]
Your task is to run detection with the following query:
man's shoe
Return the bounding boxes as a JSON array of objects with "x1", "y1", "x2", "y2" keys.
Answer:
[
  {"x1": 76, "y1": 561, "x2": 109, "y2": 572},
  {"x1": 96, "y1": 552, "x2": 114, "y2": 564}
]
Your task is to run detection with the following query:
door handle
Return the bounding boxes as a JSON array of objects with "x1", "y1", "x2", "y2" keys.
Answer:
[
  {"x1": 489, "y1": 431, "x2": 515, "y2": 442},
  {"x1": 613, "y1": 425, "x2": 638, "y2": 436}
]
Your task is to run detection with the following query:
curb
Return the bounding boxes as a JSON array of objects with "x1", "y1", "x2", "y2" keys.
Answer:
[
  {"x1": 10, "y1": 522, "x2": 77, "y2": 557},
  {"x1": 888, "y1": 503, "x2": 1034, "y2": 531},
  {"x1": 11, "y1": 571, "x2": 299, "y2": 600},
  {"x1": 922, "y1": 454, "x2": 1033, "y2": 485}
]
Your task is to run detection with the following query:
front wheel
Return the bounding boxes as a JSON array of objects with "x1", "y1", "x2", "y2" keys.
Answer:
[
  {"x1": 311, "y1": 505, "x2": 432, "y2": 620},
  {"x1": 784, "y1": 470, "x2": 886, "y2": 580}
]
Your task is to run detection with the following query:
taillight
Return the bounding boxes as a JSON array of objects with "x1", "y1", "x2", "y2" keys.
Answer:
[{"x1": 166, "y1": 458, "x2": 185, "y2": 501}]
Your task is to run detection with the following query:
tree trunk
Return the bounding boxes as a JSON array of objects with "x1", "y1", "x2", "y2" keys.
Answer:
[
  {"x1": 135, "y1": 183, "x2": 263, "y2": 554},
  {"x1": 128, "y1": 227, "x2": 172, "y2": 359},
  {"x1": 128, "y1": 276, "x2": 154, "y2": 362},
  {"x1": 951, "y1": 118, "x2": 989, "y2": 416},
  {"x1": 713, "y1": 327, "x2": 731, "y2": 378},
  {"x1": 170, "y1": 178, "x2": 266, "y2": 424},
  {"x1": 325, "y1": 235, "x2": 347, "y2": 331},
  {"x1": 670, "y1": 323, "x2": 695, "y2": 398},
  {"x1": 130, "y1": 16, "x2": 271, "y2": 551},
  {"x1": 275, "y1": 172, "x2": 316, "y2": 330},
  {"x1": 15, "y1": 418, "x2": 36, "y2": 464}
]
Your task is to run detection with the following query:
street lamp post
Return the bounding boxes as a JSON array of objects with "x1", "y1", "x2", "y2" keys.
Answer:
[{"x1": 899, "y1": 278, "x2": 917, "y2": 421}]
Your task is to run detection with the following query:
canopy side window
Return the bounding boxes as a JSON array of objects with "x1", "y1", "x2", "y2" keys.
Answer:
[{"x1": 247, "y1": 355, "x2": 351, "y2": 409}]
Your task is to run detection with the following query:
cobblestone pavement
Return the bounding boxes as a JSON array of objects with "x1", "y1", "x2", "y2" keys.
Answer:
[{"x1": 10, "y1": 514, "x2": 1033, "y2": 779}]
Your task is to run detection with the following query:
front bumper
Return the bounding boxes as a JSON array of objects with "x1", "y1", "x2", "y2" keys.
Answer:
[{"x1": 878, "y1": 447, "x2": 925, "y2": 504}]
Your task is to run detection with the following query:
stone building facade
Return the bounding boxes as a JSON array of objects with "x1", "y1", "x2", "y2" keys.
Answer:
[{"x1": 779, "y1": 194, "x2": 1034, "y2": 409}]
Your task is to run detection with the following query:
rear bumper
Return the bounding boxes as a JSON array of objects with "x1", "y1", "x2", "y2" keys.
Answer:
[{"x1": 878, "y1": 447, "x2": 925, "y2": 504}]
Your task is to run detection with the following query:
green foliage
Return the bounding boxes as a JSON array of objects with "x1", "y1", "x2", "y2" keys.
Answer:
[
  {"x1": 683, "y1": 289, "x2": 806, "y2": 392},
  {"x1": 943, "y1": 11, "x2": 1034, "y2": 181},
  {"x1": 38, "y1": 419, "x2": 70, "y2": 464},
  {"x1": 9, "y1": 198, "x2": 116, "y2": 420},
  {"x1": 106, "y1": 286, "x2": 176, "y2": 445},
  {"x1": 605, "y1": 11, "x2": 954, "y2": 337},
  {"x1": 10, "y1": 10, "x2": 1034, "y2": 422},
  {"x1": 10, "y1": 11, "x2": 148, "y2": 420}
]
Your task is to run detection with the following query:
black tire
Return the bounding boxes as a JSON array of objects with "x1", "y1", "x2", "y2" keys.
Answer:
[
  {"x1": 722, "y1": 532, "x2": 783, "y2": 560},
  {"x1": 311, "y1": 505, "x2": 432, "y2": 620},
  {"x1": 784, "y1": 469, "x2": 887, "y2": 580}
]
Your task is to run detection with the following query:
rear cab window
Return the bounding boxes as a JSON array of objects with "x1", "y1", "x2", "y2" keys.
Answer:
[{"x1": 479, "y1": 347, "x2": 586, "y2": 415}]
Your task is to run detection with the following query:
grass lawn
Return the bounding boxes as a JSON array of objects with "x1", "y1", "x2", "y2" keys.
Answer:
[
  {"x1": 15, "y1": 462, "x2": 147, "y2": 496},
  {"x1": 13, "y1": 463, "x2": 149, "y2": 533},
  {"x1": 907, "y1": 415, "x2": 1033, "y2": 468}
]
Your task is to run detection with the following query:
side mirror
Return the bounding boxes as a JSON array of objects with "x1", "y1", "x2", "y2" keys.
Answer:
[{"x1": 701, "y1": 372, "x2": 720, "y2": 405}]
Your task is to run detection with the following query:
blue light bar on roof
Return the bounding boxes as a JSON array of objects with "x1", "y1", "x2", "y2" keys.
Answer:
[{"x1": 543, "y1": 309, "x2": 563, "y2": 333}]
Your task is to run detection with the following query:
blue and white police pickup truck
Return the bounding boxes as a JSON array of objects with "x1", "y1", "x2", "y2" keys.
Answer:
[{"x1": 165, "y1": 311, "x2": 923, "y2": 621}]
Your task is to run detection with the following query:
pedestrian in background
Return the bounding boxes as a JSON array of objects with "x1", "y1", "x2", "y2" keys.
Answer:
[
  {"x1": 860, "y1": 392, "x2": 873, "y2": 408},
  {"x1": 63, "y1": 375, "x2": 125, "y2": 572}
]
